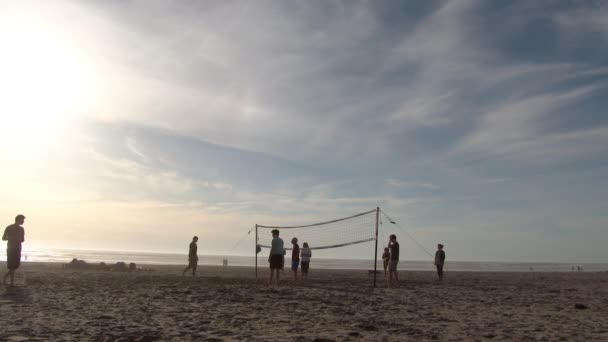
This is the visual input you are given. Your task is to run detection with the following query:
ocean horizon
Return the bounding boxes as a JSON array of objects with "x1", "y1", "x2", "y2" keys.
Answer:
[{"x1": 2, "y1": 248, "x2": 606, "y2": 273}]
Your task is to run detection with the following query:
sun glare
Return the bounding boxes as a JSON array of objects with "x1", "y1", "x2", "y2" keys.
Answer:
[{"x1": 0, "y1": 14, "x2": 95, "y2": 153}]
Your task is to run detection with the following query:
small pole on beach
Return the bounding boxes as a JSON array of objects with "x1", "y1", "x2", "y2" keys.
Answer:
[
  {"x1": 373, "y1": 207, "x2": 380, "y2": 288},
  {"x1": 255, "y1": 224, "x2": 258, "y2": 279}
]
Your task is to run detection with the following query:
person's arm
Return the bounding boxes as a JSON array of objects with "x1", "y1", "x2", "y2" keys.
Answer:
[
  {"x1": 19, "y1": 228, "x2": 24, "y2": 243},
  {"x1": 440, "y1": 251, "x2": 445, "y2": 263},
  {"x1": 2, "y1": 228, "x2": 7, "y2": 241}
]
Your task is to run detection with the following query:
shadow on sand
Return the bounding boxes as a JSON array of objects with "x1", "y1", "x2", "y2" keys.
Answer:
[{"x1": 2, "y1": 285, "x2": 32, "y2": 304}]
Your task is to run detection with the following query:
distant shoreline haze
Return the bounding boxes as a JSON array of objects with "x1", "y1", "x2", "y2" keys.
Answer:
[{"x1": 1, "y1": 248, "x2": 606, "y2": 272}]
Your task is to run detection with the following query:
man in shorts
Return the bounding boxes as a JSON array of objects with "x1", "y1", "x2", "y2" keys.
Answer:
[
  {"x1": 387, "y1": 234, "x2": 399, "y2": 288},
  {"x1": 182, "y1": 236, "x2": 199, "y2": 276},
  {"x1": 3, "y1": 214, "x2": 25, "y2": 286},
  {"x1": 268, "y1": 229, "x2": 284, "y2": 288}
]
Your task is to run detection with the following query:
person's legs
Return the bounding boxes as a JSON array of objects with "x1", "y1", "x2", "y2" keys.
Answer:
[
  {"x1": 292, "y1": 260, "x2": 299, "y2": 281},
  {"x1": 191, "y1": 264, "x2": 197, "y2": 277},
  {"x1": 182, "y1": 265, "x2": 191, "y2": 275},
  {"x1": 269, "y1": 268, "x2": 274, "y2": 287},
  {"x1": 437, "y1": 264, "x2": 443, "y2": 281},
  {"x1": 4, "y1": 269, "x2": 15, "y2": 286}
]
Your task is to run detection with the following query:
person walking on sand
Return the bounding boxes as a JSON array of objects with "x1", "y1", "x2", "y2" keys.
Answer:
[
  {"x1": 291, "y1": 237, "x2": 300, "y2": 281},
  {"x1": 182, "y1": 236, "x2": 199, "y2": 276},
  {"x1": 382, "y1": 247, "x2": 390, "y2": 274},
  {"x1": 387, "y1": 234, "x2": 399, "y2": 288},
  {"x1": 300, "y1": 242, "x2": 311, "y2": 280},
  {"x1": 434, "y1": 244, "x2": 446, "y2": 281},
  {"x1": 268, "y1": 229, "x2": 284, "y2": 288},
  {"x1": 3, "y1": 215, "x2": 25, "y2": 286}
]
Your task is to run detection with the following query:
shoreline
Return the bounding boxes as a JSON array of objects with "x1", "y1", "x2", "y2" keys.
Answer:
[{"x1": 3, "y1": 260, "x2": 606, "y2": 274}]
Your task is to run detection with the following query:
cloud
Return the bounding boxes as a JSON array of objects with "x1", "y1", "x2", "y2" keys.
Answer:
[
  {"x1": 385, "y1": 179, "x2": 439, "y2": 190},
  {"x1": 453, "y1": 84, "x2": 608, "y2": 162}
]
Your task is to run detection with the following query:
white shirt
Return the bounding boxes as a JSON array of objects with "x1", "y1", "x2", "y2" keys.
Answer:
[{"x1": 300, "y1": 247, "x2": 312, "y2": 262}]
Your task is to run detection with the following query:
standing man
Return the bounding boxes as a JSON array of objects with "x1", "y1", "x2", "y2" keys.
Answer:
[
  {"x1": 268, "y1": 229, "x2": 284, "y2": 288},
  {"x1": 387, "y1": 234, "x2": 399, "y2": 288},
  {"x1": 182, "y1": 236, "x2": 199, "y2": 276},
  {"x1": 434, "y1": 244, "x2": 446, "y2": 281},
  {"x1": 291, "y1": 237, "x2": 300, "y2": 281},
  {"x1": 3, "y1": 215, "x2": 25, "y2": 286}
]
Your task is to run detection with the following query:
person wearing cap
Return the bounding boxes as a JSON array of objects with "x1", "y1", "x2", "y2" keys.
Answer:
[
  {"x1": 182, "y1": 236, "x2": 199, "y2": 276},
  {"x1": 268, "y1": 229, "x2": 284, "y2": 288},
  {"x1": 3, "y1": 215, "x2": 25, "y2": 286},
  {"x1": 291, "y1": 237, "x2": 300, "y2": 281},
  {"x1": 434, "y1": 243, "x2": 446, "y2": 281}
]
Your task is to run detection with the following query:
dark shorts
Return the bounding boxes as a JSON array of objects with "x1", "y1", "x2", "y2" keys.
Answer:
[
  {"x1": 291, "y1": 259, "x2": 300, "y2": 271},
  {"x1": 269, "y1": 254, "x2": 283, "y2": 269},
  {"x1": 7, "y1": 246, "x2": 22, "y2": 270},
  {"x1": 188, "y1": 258, "x2": 198, "y2": 268},
  {"x1": 388, "y1": 260, "x2": 398, "y2": 272},
  {"x1": 301, "y1": 261, "x2": 310, "y2": 273}
]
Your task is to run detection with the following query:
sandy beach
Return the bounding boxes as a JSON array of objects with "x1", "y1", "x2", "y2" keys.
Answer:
[{"x1": 1, "y1": 262, "x2": 607, "y2": 341}]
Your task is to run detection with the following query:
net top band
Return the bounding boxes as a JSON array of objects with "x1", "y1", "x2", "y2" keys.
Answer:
[{"x1": 256, "y1": 208, "x2": 377, "y2": 229}]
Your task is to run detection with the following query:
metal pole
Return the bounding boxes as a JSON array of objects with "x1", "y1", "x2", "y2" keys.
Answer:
[
  {"x1": 255, "y1": 224, "x2": 258, "y2": 279},
  {"x1": 374, "y1": 207, "x2": 380, "y2": 288}
]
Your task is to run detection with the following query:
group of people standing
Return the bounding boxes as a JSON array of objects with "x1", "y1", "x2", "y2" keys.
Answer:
[
  {"x1": 382, "y1": 235, "x2": 446, "y2": 287},
  {"x1": 268, "y1": 229, "x2": 312, "y2": 288},
  {"x1": 3, "y1": 215, "x2": 448, "y2": 289}
]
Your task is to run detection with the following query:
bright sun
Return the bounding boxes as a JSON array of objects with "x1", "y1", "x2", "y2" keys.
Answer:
[{"x1": 0, "y1": 14, "x2": 94, "y2": 152}]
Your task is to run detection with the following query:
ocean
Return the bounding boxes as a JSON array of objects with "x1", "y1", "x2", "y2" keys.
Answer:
[{"x1": 2, "y1": 248, "x2": 606, "y2": 273}]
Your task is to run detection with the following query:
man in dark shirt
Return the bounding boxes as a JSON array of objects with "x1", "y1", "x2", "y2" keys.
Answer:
[
  {"x1": 291, "y1": 237, "x2": 300, "y2": 281},
  {"x1": 3, "y1": 214, "x2": 25, "y2": 286},
  {"x1": 182, "y1": 236, "x2": 199, "y2": 276},
  {"x1": 387, "y1": 234, "x2": 399, "y2": 288},
  {"x1": 434, "y1": 244, "x2": 446, "y2": 281}
]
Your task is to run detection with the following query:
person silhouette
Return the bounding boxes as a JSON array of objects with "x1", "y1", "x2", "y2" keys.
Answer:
[
  {"x1": 182, "y1": 236, "x2": 199, "y2": 276},
  {"x1": 434, "y1": 244, "x2": 446, "y2": 281},
  {"x1": 3, "y1": 215, "x2": 26, "y2": 286}
]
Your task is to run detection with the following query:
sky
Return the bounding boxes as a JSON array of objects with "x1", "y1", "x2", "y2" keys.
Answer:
[{"x1": 0, "y1": 0, "x2": 607, "y2": 262}]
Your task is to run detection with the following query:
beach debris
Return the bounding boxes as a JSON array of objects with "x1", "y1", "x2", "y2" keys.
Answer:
[
  {"x1": 63, "y1": 258, "x2": 146, "y2": 272},
  {"x1": 574, "y1": 303, "x2": 589, "y2": 310}
]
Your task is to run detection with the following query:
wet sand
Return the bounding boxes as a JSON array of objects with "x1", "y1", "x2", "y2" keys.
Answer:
[{"x1": 1, "y1": 262, "x2": 607, "y2": 341}]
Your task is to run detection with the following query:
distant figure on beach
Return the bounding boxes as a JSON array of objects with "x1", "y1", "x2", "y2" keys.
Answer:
[
  {"x1": 3, "y1": 215, "x2": 25, "y2": 286},
  {"x1": 387, "y1": 234, "x2": 399, "y2": 288},
  {"x1": 434, "y1": 244, "x2": 445, "y2": 281},
  {"x1": 268, "y1": 229, "x2": 284, "y2": 288},
  {"x1": 182, "y1": 236, "x2": 198, "y2": 276},
  {"x1": 300, "y1": 242, "x2": 311, "y2": 279},
  {"x1": 291, "y1": 237, "x2": 300, "y2": 280},
  {"x1": 382, "y1": 247, "x2": 390, "y2": 274}
]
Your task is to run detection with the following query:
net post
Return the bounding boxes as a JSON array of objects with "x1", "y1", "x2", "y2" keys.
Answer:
[
  {"x1": 255, "y1": 224, "x2": 258, "y2": 279},
  {"x1": 374, "y1": 207, "x2": 380, "y2": 288}
]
